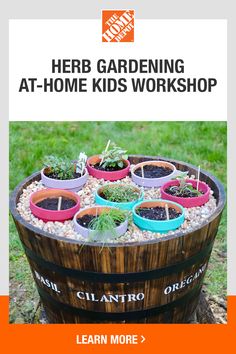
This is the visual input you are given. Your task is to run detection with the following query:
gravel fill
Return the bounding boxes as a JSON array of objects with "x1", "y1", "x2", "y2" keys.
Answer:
[{"x1": 16, "y1": 167, "x2": 217, "y2": 243}]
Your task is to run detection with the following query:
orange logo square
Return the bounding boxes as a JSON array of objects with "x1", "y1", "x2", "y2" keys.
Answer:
[{"x1": 102, "y1": 10, "x2": 134, "y2": 43}]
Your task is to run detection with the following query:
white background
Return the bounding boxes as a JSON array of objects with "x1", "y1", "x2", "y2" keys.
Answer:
[{"x1": 9, "y1": 19, "x2": 227, "y2": 121}]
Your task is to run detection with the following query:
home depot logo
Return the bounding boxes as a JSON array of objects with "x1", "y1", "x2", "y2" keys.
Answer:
[{"x1": 102, "y1": 10, "x2": 134, "y2": 42}]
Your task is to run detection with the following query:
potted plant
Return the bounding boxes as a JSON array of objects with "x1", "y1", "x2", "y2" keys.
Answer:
[
  {"x1": 41, "y1": 153, "x2": 88, "y2": 192},
  {"x1": 95, "y1": 183, "x2": 144, "y2": 210},
  {"x1": 86, "y1": 140, "x2": 130, "y2": 181},
  {"x1": 131, "y1": 160, "x2": 177, "y2": 188},
  {"x1": 160, "y1": 171, "x2": 210, "y2": 208},
  {"x1": 133, "y1": 199, "x2": 184, "y2": 233},
  {"x1": 73, "y1": 206, "x2": 128, "y2": 241},
  {"x1": 30, "y1": 189, "x2": 80, "y2": 222}
]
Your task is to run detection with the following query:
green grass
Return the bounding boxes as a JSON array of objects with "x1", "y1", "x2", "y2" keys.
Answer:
[
  {"x1": 9, "y1": 122, "x2": 227, "y2": 190},
  {"x1": 9, "y1": 121, "x2": 227, "y2": 321}
]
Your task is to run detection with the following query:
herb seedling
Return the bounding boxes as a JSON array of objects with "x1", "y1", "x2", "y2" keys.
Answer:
[
  {"x1": 44, "y1": 155, "x2": 75, "y2": 180},
  {"x1": 169, "y1": 171, "x2": 202, "y2": 197},
  {"x1": 99, "y1": 141, "x2": 128, "y2": 170},
  {"x1": 88, "y1": 208, "x2": 127, "y2": 242},
  {"x1": 102, "y1": 184, "x2": 140, "y2": 203},
  {"x1": 44, "y1": 153, "x2": 87, "y2": 180}
]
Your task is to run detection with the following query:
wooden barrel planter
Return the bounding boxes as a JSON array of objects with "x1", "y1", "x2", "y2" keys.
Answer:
[{"x1": 10, "y1": 155, "x2": 226, "y2": 324}]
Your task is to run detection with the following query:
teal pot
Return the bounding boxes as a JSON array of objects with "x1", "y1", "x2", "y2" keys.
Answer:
[
  {"x1": 133, "y1": 199, "x2": 185, "y2": 233},
  {"x1": 95, "y1": 183, "x2": 144, "y2": 210}
]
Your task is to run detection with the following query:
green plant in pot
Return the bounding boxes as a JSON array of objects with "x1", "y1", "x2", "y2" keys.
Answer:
[
  {"x1": 74, "y1": 206, "x2": 129, "y2": 244},
  {"x1": 86, "y1": 140, "x2": 131, "y2": 181},
  {"x1": 41, "y1": 153, "x2": 88, "y2": 192},
  {"x1": 102, "y1": 184, "x2": 140, "y2": 202},
  {"x1": 88, "y1": 208, "x2": 128, "y2": 242},
  {"x1": 99, "y1": 141, "x2": 128, "y2": 170},
  {"x1": 169, "y1": 171, "x2": 202, "y2": 197},
  {"x1": 161, "y1": 169, "x2": 210, "y2": 208},
  {"x1": 95, "y1": 183, "x2": 144, "y2": 210}
]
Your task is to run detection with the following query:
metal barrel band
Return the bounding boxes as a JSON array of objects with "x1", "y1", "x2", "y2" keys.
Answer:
[
  {"x1": 23, "y1": 240, "x2": 214, "y2": 283},
  {"x1": 37, "y1": 283, "x2": 202, "y2": 321}
]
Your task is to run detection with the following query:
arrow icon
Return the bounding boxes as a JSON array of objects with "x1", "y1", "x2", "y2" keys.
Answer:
[{"x1": 141, "y1": 335, "x2": 145, "y2": 343}]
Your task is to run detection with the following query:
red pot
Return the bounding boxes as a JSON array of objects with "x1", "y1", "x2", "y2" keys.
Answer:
[
  {"x1": 160, "y1": 179, "x2": 210, "y2": 208},
  {"x1": 86, "y1": 155, "x2": 130, "y2": 181},
  {"x1": 30, "y1": 189, "x2": 80, "y2": 222}
]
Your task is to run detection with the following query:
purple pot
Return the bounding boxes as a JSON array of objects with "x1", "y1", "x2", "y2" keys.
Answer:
[
  {"x1": 131, "y1": 160, "x2": 178, "y2": 188},
  {"x1": 73, "y1": 206, "x2": 128, "y2": 239},
  {"x1": 41, "y1": 168, "x2": 89, "y2": 192}
]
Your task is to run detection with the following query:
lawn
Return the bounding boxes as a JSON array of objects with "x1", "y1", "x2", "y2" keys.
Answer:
[{"x1": 9, "y1": 121, "x2": 227, "y2": 323}]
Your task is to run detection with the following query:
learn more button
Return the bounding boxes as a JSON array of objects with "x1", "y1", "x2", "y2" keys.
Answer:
[{"x1": 76, "y1": 334, "x2": 146, "y2": 345}]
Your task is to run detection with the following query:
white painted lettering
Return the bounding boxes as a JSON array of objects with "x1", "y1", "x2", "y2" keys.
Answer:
[
  {"x1": 75, "y1": 291, "x2": 144, "y2": 303},
  {"x1": 179, "y1": 279, "x2": 186, "y2": 289},
  {"x1": 109, "y1": 295, "x2": 119, "y2": 303},
  {"x1": 172, "y1": 283, "x2": 180, "y2": 291},
  {"x1": 33, "y1": 270, "x2": 61, "y2": 294},
  {"x1": 118, "y1": 294, "x2": 127, "y2": 303},
  {"x1": 186, "y1": 275, "x2": 193, "y2": 284},
  {"x1": 90, "y1": 293, "x2": 99, "y2": 302},
  {"x1": 136, "y1": 293, "x2": 145, "y2": 301},
  {"x1": 85, "y1": 292, "x2": 90, "y2": 301},
  {"x1": 77, "y1": 291, "x2": 85, "y2": 300},
  {"x1": 164, "y1": 263, "x2": 208, "y2": 295},
  {"x1": 128, "y1": 294, "x2": 137, "y2": 302},
  {"x1": 100, "y1": 295, "x2": 109, "y2": 303}
]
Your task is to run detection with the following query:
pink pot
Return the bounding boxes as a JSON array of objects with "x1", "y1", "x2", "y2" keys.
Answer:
[
  {"x1": 86, "y1": 155, "x2": 130, "y2": 181},
  {"x1": 30, "y1": 189, "x2": 80, "y2": 222},
  {"x1": 161, "y1": 179, "x2": 210, "y2": 208}
]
